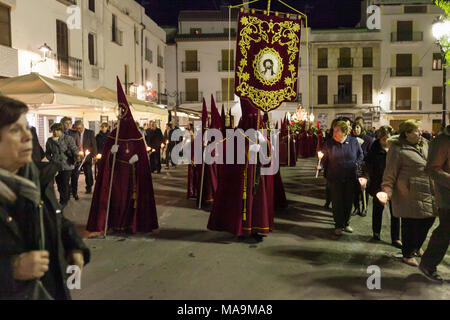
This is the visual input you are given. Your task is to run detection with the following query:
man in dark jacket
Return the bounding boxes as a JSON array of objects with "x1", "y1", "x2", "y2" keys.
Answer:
[
  {"x1": 146, "y1": 121, "x2": 163, "y2": 173},
  {"x1": 95, "y1": 123, "x2": 110, "y2": 154},
  {"x1": 61, "y1": 117, "x2": 81, "y2": 200},
  {"x1": 72, "y1": 121, "x2": 97, "y2": 195}
]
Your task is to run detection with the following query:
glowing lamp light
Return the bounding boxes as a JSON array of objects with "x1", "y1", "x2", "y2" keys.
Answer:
[
  {"x1": 318, "y1": 151, "x2": 324, "y2": 160},
  {"x1": 432, "y1": 20, "x2": 450, "y2": 40},
  {"x1": 309, "y1": 113, "x2": 315, "y2": 122},
  {"x1": 146, "y1": 81, "x2": 152, "y2": 89}
]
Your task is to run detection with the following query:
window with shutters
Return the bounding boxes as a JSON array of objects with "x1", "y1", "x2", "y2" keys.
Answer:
[
  {"x1": 0, "y1": 3, "x2": 11, "y2": 47},
  {"x1": 432, "y1": 87, "x2": 443, "y2": 104},
  {"x1": 433, "y1": 53, "x2": 442, "y2": 70},
  {"x1": 56, "y1": 20, "x2": 69, "y2": 75},
  {"x1": 318, "y1": 76, "x2": 327, "y2": 104},
  {"x1": 318, "y1": 48, "x2": 327, "y2": 68},
  {"x1": 362, "y1": 75, "x2": 372, "y2": 104},
  {"x1": 89, "y1": 0, "x2": 95, "y2": 12},
  {"x1": 88, "y1": 33, "x2": 96, "y2": 65},
  {"x1": 124, "y1": 65, "x2": 129, "y2": 94},
  {"x1": 363, "y1": 47, "x2": 373, "y2": 68}
]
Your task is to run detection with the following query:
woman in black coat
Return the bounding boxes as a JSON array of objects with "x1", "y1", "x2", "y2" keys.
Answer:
[
  {"x1": 0, "y1": 96, "x2": 90, "y2": 300},
  {"x1": 363, "y1": 125, "x2": 401, "y2": 247}
]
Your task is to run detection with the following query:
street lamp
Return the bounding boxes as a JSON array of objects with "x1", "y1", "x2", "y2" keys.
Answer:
[
  {"x1": 30, "y1": 43, "x2": 53, "y2": 72},
  {"x1": 432, "y1": 20, "x2": 450, "y2": 129}
]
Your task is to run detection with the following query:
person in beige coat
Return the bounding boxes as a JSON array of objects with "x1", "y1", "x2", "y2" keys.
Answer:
[{"x1": 379, "y1": 120, "x2": 437, "y2": 267}]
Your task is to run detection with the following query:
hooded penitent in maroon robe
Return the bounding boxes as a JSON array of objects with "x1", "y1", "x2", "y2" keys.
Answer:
[
  {"x1": 279, "y1": 119, "x2": 296, "y2": 166},
  {"x1": 86, "y1": 77, "x2": 158, "y2": 233},
  {"x1": 207, "y1": 99, "x2": 275, "y2": 237}
]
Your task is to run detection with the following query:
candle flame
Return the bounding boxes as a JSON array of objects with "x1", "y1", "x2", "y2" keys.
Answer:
[
  {"x1": 146, "y1": 147, "x2": 151, "y2": 152},
  {"x1": 78, "y1": 151, "x2": 84, "y2": 156},
  {"x1": 96, "y1": 154, "x2": 102, "y2": 160},
  {"x1": 161, "y1": 143, "x2": 165, "y2": 149},
  {"x1": 85, "y1": 150, "x2": 90, "y2": 156},
  {"x1": 318, "y1": 151, "x2": 324, "y2": 159}
]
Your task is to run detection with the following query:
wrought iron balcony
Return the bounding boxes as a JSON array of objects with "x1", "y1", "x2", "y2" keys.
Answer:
[
  {"x1": 180, "y1": 91, "x2": 203, "y2": 103},
  {"x1": 157, "y1": 55, "x2": 164, "y2": 68},
  {"x1": 145, "y1": 49, "x2": 153, "y2": 63},
  {"x1": 218, "y1": 60, "x2": 235, "y2": 72},
  {"x1": 182, "y1": 61, "x2": 200, "y2": 72},
  {"x1": 363, "y1": 58, "x2": 373, "y2": 68},
  {"x1": 216, "y1": 91, "x2": 236, "y2": 102},
  {"x1": 338, "y1": 58, "x2": 354, "y2": 68},
  {"x1": 391, "y1": 32, "x2": 423, "y2": 42},
  {"x1": 389, "y1": 67, "x2": 423, "y2": 77},
  {"x1": 318, "y1": 58, "x2": 328, "y2": 68},
  {"x1": 54, "y1": 54, "x2": 82, "y2": 79},
  {"x1": 390, "y1": 100, "x2": 422, "y2": 110},
  {"x1": 334, "y1": 94, "x2": 357, "y2": 105},
  {"x1": 158, "y1": 92, "x2": 168, "y2": 105}
]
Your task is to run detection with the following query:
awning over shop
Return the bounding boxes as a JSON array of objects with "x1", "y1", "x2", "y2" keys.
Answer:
[
  {"x1": 91, "y1": 87, "x2": 167, "y2": 116},
  {"x1": 0, "y1": 73, "x2": 105, "y2": 107}
]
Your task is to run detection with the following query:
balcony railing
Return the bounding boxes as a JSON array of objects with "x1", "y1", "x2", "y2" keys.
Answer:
[
  {"x1": 334, "y1": 94, "x2": 357, "y2": 104},
  {"x1": 294, "y1": 93, "x2": 302, "y2": 103},
  {"x1": 390, "y1": 100, "x2": 422, "y2": 110},
  {"x1": 112, "y1": 28, "x2": 123, "y2": 46},
  {"x1": 216, "y1": 91, "x2": 236, "y2": 102},
  {"x1": 338, "y1": 58, "x2": 354, "y2": 68},
  {"x1": 182, "y1": 61, "x2": 200, "y2": 72},
  {"x1": 54, "y1": 54, "x2": 82, "y2": 79},
  {"x1": 318, "y1": 95, "x2": 328, "y2": 105},
  {"x1": 157, "y1": 55, "x2": 164, "y2": 68},
  {"x1": 363, "y1": 58, "x2": 373, "y2": 68},
  {"x1": 180, "y1": 91, "x2": 203, "y2": 103},
  {"x1": 318, "y1": 58, "x2": 328, "y2": 68},
  {"x1": 218, "y1": 60, "x2": 235, "y2": 72},
  {"x1": 391, "y1": 32, "x2": 423, "y2": 42},
  {"x1": 145, "y1": 49, "x2": 153, "y2": 63},
  {"x1": 158, "y1": 92, "x2": 168, "y2": 105},
  {"x1": 389, "y1": 67, "x2": 423, "y2": 77}
]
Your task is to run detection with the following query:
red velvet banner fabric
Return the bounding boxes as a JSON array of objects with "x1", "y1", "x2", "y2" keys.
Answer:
[{"x1": 234, "y1": 12, "x2": 302, "y2": 112}]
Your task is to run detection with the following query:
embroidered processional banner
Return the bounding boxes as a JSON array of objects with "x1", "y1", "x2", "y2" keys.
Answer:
[{"x1": 234, "y1": 11, "x2": 302, "y2": 112}]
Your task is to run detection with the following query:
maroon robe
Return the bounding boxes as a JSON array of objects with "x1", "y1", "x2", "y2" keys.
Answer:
[
  {"x1": 87, "y1": 78, "x2": 158, "y2": 233},
  {"x1": 207, "y1": 100, "x2": 274, "y2": 236}
]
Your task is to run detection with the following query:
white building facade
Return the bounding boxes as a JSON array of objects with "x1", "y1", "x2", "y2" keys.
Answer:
[
  {"x1": 0, "y1": 0, "x2": 168, "y2": 143},
  {"x1": 167, "y1": 1, "x2": 448, "y2": 132}
]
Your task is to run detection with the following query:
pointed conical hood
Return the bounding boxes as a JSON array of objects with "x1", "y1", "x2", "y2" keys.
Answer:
[{"x1": 210, "y1": 94, "x2": 222, "y2": 130}]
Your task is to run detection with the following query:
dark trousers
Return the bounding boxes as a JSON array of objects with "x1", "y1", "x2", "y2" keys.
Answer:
[
  {"x1": 150, "y1": 150, "x2": 162, "y2": 172},
  {"x1": 421, "y1": 208, "x2": 450, "y2": 271},
  {"x1": 372, "y1": 198, "x2": 400, "y2": 242},
  {"x1": 353, "y1": 182, "x2": 368, "y2": 211},
  {"x1": 325, "y1": 182, "x2": 331, "y2": 205},
  {"x1": 71, "y1": 161, "x2": 94, "y2": 195},
  {"x1": 55, "y1": 170, "x2": 71, "y2": 204},
  {"x1": 329, "y1": 179, "x2": 354, "y2": 229},
  {"x1": 401, "y1": 217, "x2": 436, "y2": 258}
]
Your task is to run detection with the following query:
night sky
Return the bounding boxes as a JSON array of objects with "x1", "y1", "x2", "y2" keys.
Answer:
[{"x1": 136, "y1": 0, "x2": 363, "y2": 29}]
